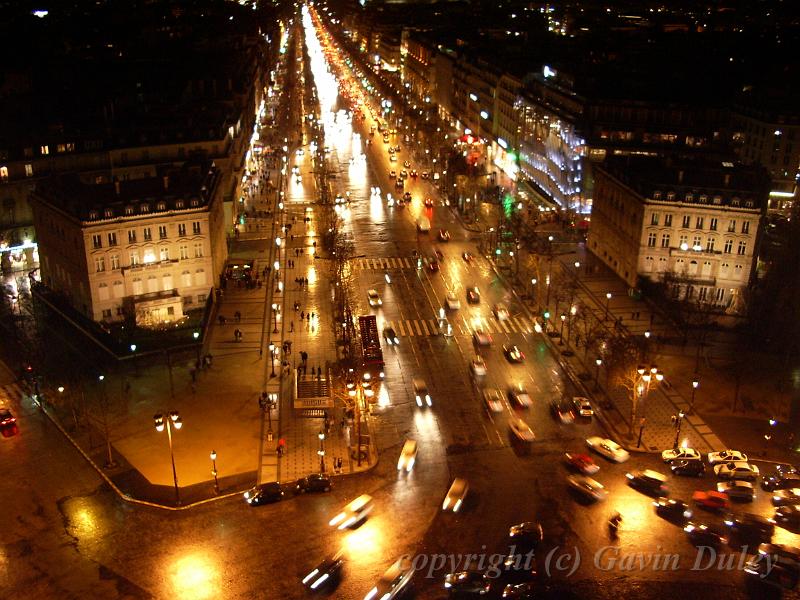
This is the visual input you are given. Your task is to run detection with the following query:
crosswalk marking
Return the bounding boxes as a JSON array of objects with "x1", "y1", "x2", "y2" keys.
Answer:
[
  {"x1": 498, "y1": 319, "x2": 511, "y2": 333},
  {"x1": 428, "y1": 319, "x2": 438, "y2": 333},
  {"x1": 396, "y1": 320, "x2": 406, "y2": 336},
  {"x1": 351, "y1": 257, "x2": 426, "y2": 270},
  {"x1": 413, "y1": 320, "x2": 423, "y2": 336},
  {"x1": 419, "y1": 320, "x2": 430, "y2": 335},
  {"x1": 376, "y1": 315, "x2": 536, "y2": 339},
  {"x1": 406, "y1": 320, "x2": 415, "y2": 336}
]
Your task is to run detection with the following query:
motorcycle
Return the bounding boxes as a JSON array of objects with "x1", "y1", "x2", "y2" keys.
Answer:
[{"x1": 608, "y1": 512, "x2": 622, "y2": 538}]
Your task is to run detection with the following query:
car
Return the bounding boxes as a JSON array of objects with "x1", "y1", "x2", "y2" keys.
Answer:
[
  {"x1": 744, "y1": 555, "x2": 800, "y2": 590},
  {"x1": 714, "y1": 461, "x2": 760, "y2": 481},
  {"x1": 421, "y1": 171, "x2": 429, "y2": 179},
  {"x1": 442, "y1": 478, "x2": 469, "y2": 512},
  {"x1": 466, "y1": 287, "x2": 481, "y2": 303},
  {"x1": 389, "y1": 154, "x2": 397, "y2": 162},
  {"x1": 508, "y1": 522, "x2": 543, "y2": 549},
  {"x1": 671, "y1": 460, "x2": 706, "y2": 477},
  {"x1": 493, "y1": 304, "x2": 510, "y2": 320},
  {"x1": 501, "y1": 583, "x2": 537, "y2": 598},
  {"x1": 413, "y1": 378, "x2": 432, "y2": 407},
  {"x1": 383, "y1": 327, "x2": 399, "y2": 345},
  {"x1": 462, "y1": 252, "x2": 473, "y2": 262},
  {"x1": 438, "y1": 229, "x2": 451, "y2": 242},
  {"x1": 329, "y1": 494, "x2": 374, "y2": 529},
  {"x1": 724, "y1": 512, "x2": 774, "y2": 543},
  {"x1": 763, "y1": 471, "x2": 800, "y2": 491},
  {"x1": 572, "y1": 397, "x2": 593, "y2": 417},
  {"x1": 707, "y1": 449, "x2": 748, "y2": 464},
  {"x1": 567, "y1": 474, "x2": 608, "y2": 502},
  {"x1": 397, "y1": 439, "x2": 418, "y2": 472},
  {"x1": 507, "y1": 384, "x2": 532, "y2": 409},
  {"x1": 428, "y1": 258, "x2": 440, "y2": 272},
  {"x1": 757, "y1": 543, "x2": 800, "y2": 571},
  {"x1": 403, "y1": 161, "x2": 411, "y2": 168},
  {"x1": 661, "y1": 447, "x2": 702, "y2": 463},
  {"x1": 470, "y1": 356, "x2": 487, "y2": 377},
  {"x1": 693, "y1": 490, "x2": 731, "y2": 511},
  {"x1": 244, "y1": 482, "x2": 284, "y2": 505},
  {"x1": 473, "y1": 329, "x2": 493, "y2": 347},
  {"x1": 296, "y1": 148, "x2": 305, "y2": 156},
  {"x1": 509, "y1": 418, "x2": 535, "y2": 445},
  {"x1": 627, "y1": 470, "x2": 669, "y2": 496},
  {"x1": 717, "y1": 480, "x2": 756, "y2": 501},
  {"x1": 0, "y1": 407, "x2": 16, "y2": 428},
  {"x1": 773, "y1": 488, "x2": 800, "y2": 507},
  {"x1": 403, "y1": 191, "x2": 412, "y2": 202},
  {"x1": 444, "y1": 571, "x2": 491, "y2": 596},
  {"x1": 389, "y1": 170, "x2": 396, "y2": 178},
  {"x1": 363, "y1": 556, "x2": 414, "y2": 600},
  {"x1": 654, "y1": 497, "x2": 692, "y2": 521},
  {"x1": 566, "y1": 452, "x2": 600, "y2": 475},
  {"x1": 586, "y1": 436, "x2": 630, "y2": 463},
  {"x1": 503, "y1": 345, "x2": 525, "y2": 363},
  {"x1": 400, "y1": 169, "x2": 408, "y2": 178},
  {"x1": 296, "y1": 474, "x2": 332, "y2": 494},
  {"x1": 774, "y1": 505, "x2": 800, "y2": 530},
  {"x1": 445, "y1": 294, "x2": 461, "y2": 310},
  {"x1": 395, "y1": 179, "x2": 404, "y2": 189},
  {"x1": 301, "y1": 550, "x2": 344, "y2": 591},
  {"x1": 367, "y1": 289, "x2": 382, "y2": 307},
  {"x1": 395, "y1": 145, "x2": 401, "y2": 152},
  {"x1": 388, "y1": 147, "x2": 396, "y2": 154},
  {"x1": 551, "y1": 401, "x2": 575, "y2": 424},
  {"x1": 684, "y1": 522, "x2": 727, "y2": 548},
  {"x1": 483, "y1": 388, "x2": 504, "y2": 413},
  {"x1": 424, "y1": 197, "x2": 434, "y2": 207},
  {"x1": 410, "y1": 169, "x2": 418, "y2": 178}
]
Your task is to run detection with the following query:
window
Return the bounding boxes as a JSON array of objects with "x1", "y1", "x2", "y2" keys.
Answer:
[
  {"x1": 94, "y1": 257, "x2": 106, "y2": 272},
  {"x1": 176, "y1": 200, "x2": 184, "y2": 209},
  {"x1": 679, "y1": 235, "x2": 688, "y2": 249},
  {"x1": 724, "y1": 239, "x2": 733, "y2": 253},
  {"x1": 661, "y1": 234, "x2": 670, "y2": 248},
  {"x1": 102, "y1": 309, "x2": 112, "y2": 319},
  {"x1": 41, "y1": 145, "x2": 49, "y2": 155},
  {"x1": 650, "y1": 212, "x2": 659, "y2": 226},
  {"x1": 706, "y1": 237, "x2": 715, "y2": 252},
  {"x1": 125, "y1": 206, "x2": 134, "y2": 216},
  {"x1": 734, "y1": 264, "x2": 744, "y2": 278},
  {"x1": 720, "y1": 262, "x2": 730, "y2": 276},
  {"x1": 727, "y1": 220, "x2": 736, "y2": 233},
  {"x1": 179, "y1": 245, "x2": 189, "y2": 260},
  {"x1": 737, "y1": 241, "x2": 747, "y2": 255},
  {"x1": 647, "y1": 233, "x2": 657, "y2": 247},
  {"x1": 143, "y1": 228, "x2": 152, "y2": 241},
  {"x1": 710, "y1": 218, "x2": 718, "y2": 231},
  {"x1": 699, "y1": 195, "x2": 708, "y2": 204},
  {"x1": 92, "y1": 234, "x2": 102, "y2": 249},
  {"x1": 715, "y1": 288, "x2": 725, "y2": 303},
  {"x1": 160, "y1": 247, "x2": 169, "y2": 261},
  {"x1": 192, "y1": 221, "x2": 201, "y2": 235},
  {"x1": 0, "y1": 166, "x2": 7, "y2": 182},
  {"x1": 25, "y1": 164, "x2": 33, "y2": 177},
  {"x1": 194, "y1": 242, "x2": 203, "y2": 258},
  {"x1": 178, "y1": 224, "x2": 187, "y2": 237},
  {"x1": 664, "y1": 214, "x2": 673, "y2": 227},
  {"x1": 653, "y1": 191, "x2": 662, "y2": 200},
  {"x1": 104, "y1": 208, "x2": 113, "y2": 218},
  {"x1": 107, "y1": 232, "x2": 118, "y2": 246},
  {"x1": 110, "y1": 255, "x2": 120, "y2": 270},
  {"x1": 157, "y1": 202, "x2": 166, "y2": 211},
  {"x1": 158, "y1": 225, "x2": 167, "y2": 239},
  {"x1": 130, "y1": 252, "x2": 140, "y2": 266},
  {"x1": 682, "y1": 215, "x2": 691, "y2": 228},
  {"x1": 693, "y1": 235, "x2": 702, "y2": 249},
  {"x1": 696, "y1": 217, "x2": 704, "y2": 229},
  {"x1": 698, "y1": 287, "x2": 708, "y2": 301},
  {"x1": 141, "y1": 204, "x2": 150, "y2": 213},
  {"x1": 128, "y1": 230, "x2": 137, "y2": 243},
  {"x1": 742, "y1": 221, "x2": 750, "y2": 234}
]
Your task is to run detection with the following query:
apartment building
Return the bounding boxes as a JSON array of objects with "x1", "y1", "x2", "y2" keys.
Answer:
[
  {"x1": 31, "y1": 163, "x2": 226, "y2": 326},
  {"x1": 588, "y1": 157, "x2": 769, "y2": 313}
]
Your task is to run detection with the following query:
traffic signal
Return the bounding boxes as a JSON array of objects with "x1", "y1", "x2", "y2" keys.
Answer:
[
  {"x1": 543, "y1": 310, "x2": 551, "y2": 320},
  {"x1": 495, "y1": 248, "x2": 502, "y2": 255}
]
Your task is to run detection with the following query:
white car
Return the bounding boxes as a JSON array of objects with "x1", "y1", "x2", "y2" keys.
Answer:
[
  {"x1": 483, "y1": 389, "x2": 504, "y2": 413},
  {"x1": 470, "y1": 356, "x2": 487, "y2": 377},
  {"x1": 445, "y1": 294, "x2": 461, "y2": 310},
  {"x1": 328, "y1": 494, "x2": 374, "y2": 529},
  {"x1": 586, "y1": 436, "x2": 630, "y2": 463},
  {"x1": 493, "y1": 304, "x2": 510, "y2": 321},
  {"x1": 567, "y1": 474, "x2": 608, "y2": 502},
  {"x1": 363, "y1": 557, "x2": 414, "y2": 600},
  {"x1": 397, "y1": 439, "x2": 418, "y2": 472},
  {"x1": 662, "y1": 447, "x2": 702, "y2": 463},
  {"x1": 413, "y1": 378, "x2": 432, "y2": 407},
  {"x1": 367, "y1": 289, "x2": 382, "y2": 307},
  {"x1": 509, "y1": 418, "x2": 535, "y2": 444},
  {"x1": 708, "y1": 450, "x2": 748, "y2": 464},
  {"x1": 473, "y1": 330, "x2": 493, "y2": 346},
  {"x1": 714, "y1": 461, "x2": 760, "y2": 481},
  {"x1": 442, "y1": 478, "x2": 469, "y2": 512},
  {"x1": 389, "y1": 154, "x2": 397, "y2": 162},
  {"x1": 573, "y1": 397, "x2": 593, "y2": 417}
]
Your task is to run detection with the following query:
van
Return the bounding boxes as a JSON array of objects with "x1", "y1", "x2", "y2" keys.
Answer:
[{"x1": 416, "y1": 216, "x2": 431, "y2": 232}]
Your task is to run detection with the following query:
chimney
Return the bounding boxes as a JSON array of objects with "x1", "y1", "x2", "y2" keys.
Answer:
[
  {"x1": 163, "y1": 175, "x2": 169, "y2": 190},
  {"x1": 114, "y1": 180, "x2": 120, "y2": 195},
  {"x1": 677, "y1": 170, "x2": 684, "y2": 184}
]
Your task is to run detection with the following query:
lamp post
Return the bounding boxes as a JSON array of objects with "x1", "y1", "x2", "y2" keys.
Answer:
[
  {"x1": 671, "y1": 410, "x2": 685, "y2": 450},
  {"x1": 193, "y1": 331, "x2": 201, "y2": 364},
  {"x1": 130, "y1": 344, "x2": 139, "y2": 376},
  {"x1": 318, "y1": 431, "x2": 326, "y2": 473},
  {"x1": 269, "y1": 343, "x2": 276, "y2": 377},
  {"x1": 632, "y1": 365, "x2": 664, "y2": 436},
  {"x1": 210, "y1": 450, "x2": 219, "y2": 494},
  {"x1": 154, "y1": 410, "x2": 182, "y2": 504},
  {"x1": 594, "y1": 359, "x2": 602, "y2": 391},
  {"x1": 604, "y1": 292, "x2": 612, "y2": 321},
  {"x1": 559, "y1": 314, "x2": 566, "y2": 344},
  {"x1": 272, "y1": 303, "x2": 279, "y2": 333},
  {"x1": 530, "y1": 278, "x2": 538, "y2": 308},
  {"x1": 566, "y1": 304, "x2": 577, "y2": 346},
  {"x1": 690, "y1": 379, "x2": 699, "y2": 411},
  {"x1": 97, "y1": 375, "x2": 117, "y2": 469}
]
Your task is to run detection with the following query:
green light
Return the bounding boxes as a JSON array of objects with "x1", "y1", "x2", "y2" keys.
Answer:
[
  {"x1": 507, "y1": 152, "x2": 518, "y2": 162},
  {"x1": 495, "y1": 248, "x2": 502, "y2": 255},
  {"x1": 543, "y1": 310, "x2": 550, "y2": 320}
]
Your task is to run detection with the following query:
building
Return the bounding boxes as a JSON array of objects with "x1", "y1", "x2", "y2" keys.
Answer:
[
  {"x1": 588, "y1": 156, "x2": 769, "y2": 313},
  {"x1": 31, "y1": 162, "x2": 226, "y2": 326}
]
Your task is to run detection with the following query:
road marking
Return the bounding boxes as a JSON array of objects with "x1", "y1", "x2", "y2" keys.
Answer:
[
  {"x1": 498, "y1": 319, "x2": 511, "y2": 333},
  {"x1": 396, "y1": 320, "x2": 406, "y2": 336},
  {"x1": 419, "y1": 320, "x2": 430, "y2": 335},
  {"x1": 514, "y1": 317, "x2": 529, "y2": 332},
  {"x1": 413, "y1": 320, "x2": 423, "y2": 336},
  {"x1": 406, "y1": 320, "x2": 415, "y2": 336},
  {"x1": 428, "y1": 319, "x2": 438, "y2": 333}
]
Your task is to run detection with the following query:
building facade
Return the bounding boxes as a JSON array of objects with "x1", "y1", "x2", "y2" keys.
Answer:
[
  {"x1": 588, "y1": 157, "x2": 768, "y2": 313},
  {"x1": 32, "y1": 163, "x2": 226, "y2": 325}
]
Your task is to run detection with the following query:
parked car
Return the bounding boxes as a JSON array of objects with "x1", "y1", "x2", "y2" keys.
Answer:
[
  {"x1": 763, "y1": 472, "x2": 800, "y2": 492},
  {"x1": 671, "y1": 460, "x2": 705, "y2": 477},
  {"x1": 708, "y1": 449, "x2": 748, "y2": 464},
  {"x1": 774, "y1": 505, "x2": 800, "y2": 530},
  {"x1": 724, "y1": 512, "x2": 774, "y2": 543},
  {"x1": 244, "y1": 482, "x2": 284, "y2": 506},
  {"x1": 714, "y1": 461, "x2": 760, "y2": 481},
  {"x1": 662, "y1": 447, "x2": 702, "y2": 463},
  {"x1": 296, "y1": 474, "x2": 332, "y2": 494},
  {"x1": 586, "y1": 437, "x2": 630, "y2": 463},
  {"x1": 444, "y1": 571, "x2": 491, "y2": 596},
  {"x1": 773, "y1": 488, "x2": 800, "y2": 506}
]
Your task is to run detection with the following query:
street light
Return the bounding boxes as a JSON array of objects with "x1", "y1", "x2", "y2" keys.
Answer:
[
  {"x1": 671, "y1": 410, "x2": 685, "y2": 450},
  {"x1": 604, "y1": 292, "x2": 612, "y2": 320},
  {"x1": 594, "y1": 359, "x2": 602, "y2": 391},
  {"x1": 210, "y1": 450, "x2": 219, "y2": 494},
  {"x1": 97, "y1": 375, "x2": 117, "y2": 470},
  {"x1": 272, "y1": 303, "x2": 279, "y2": 333},
  {"x1": 269, "y1": 343, "x2": 276, "y2": 378},
  {"x1": 154, "y1": 410, "x2": 183, "y2": 504},
  {"x1": 318, "y1": 431, "x2": 326, "y2": 473},
  {"x1": 690, "y1": 379, "x2": 699, "y2": 410},
  {"x1": 559, "y1": 314, "x2": 566, "y2": 344}
]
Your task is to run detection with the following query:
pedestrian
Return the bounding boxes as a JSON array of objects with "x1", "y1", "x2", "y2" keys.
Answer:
[
  {"x1": 317, "y1": 366, "x2": 322, "y2": 380},
  {"x1": 311, "y1": 312, "x2": 315, "y2": 321},
  {"x1": 301, "y1": 310, "x2": 305, "y2": 320},
  {"x1": 290, "y1": 321, "x2": 294, "y2": 332},
  {"x1": 306, "y1": 314, "x2": 311, "y2": 323},
  {"x1": 235, "y1": 310, "x2": 241, "y2": 323},
  {"x1": 311, "y1": 366, "x2": 316, "y2": 377},
  {"x1": 205, "y1": 354, "x2": 213, "y2": 368}
]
